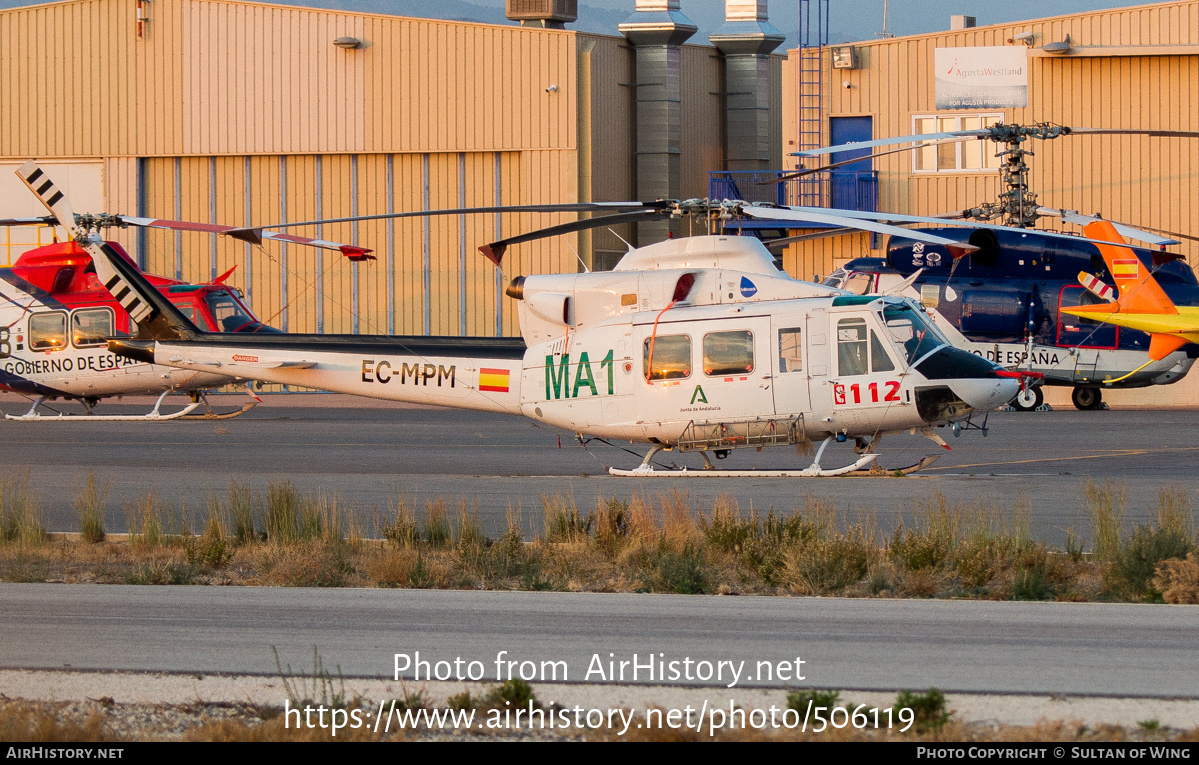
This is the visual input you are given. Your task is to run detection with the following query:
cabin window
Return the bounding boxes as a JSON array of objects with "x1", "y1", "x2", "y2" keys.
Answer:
[
  {"x1": 643, "y1": 334, "x2": 691, "y2": 380},
  {"x1": 778, "y1": 328, "x2": 803, "y2": 373},
  {"x1": 71, "y1": 308, "x2": 115, "y2": 348},
  {"x1": 837, "y1": 318, "x2": 869, "y2": 376},
  {"x1": 703, "y1": 331, "x2": 754, "y2": 376},
  {"x1": 29, "y1": 312, "x2": 68, "y2": 351},
  {"x1": 911, "y1": 114, "x2": 1003, "y2": 173}
]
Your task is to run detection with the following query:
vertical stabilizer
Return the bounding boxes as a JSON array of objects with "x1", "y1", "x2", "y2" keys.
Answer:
[{"x1": 1083, "y1": 220, "x2": 1177, "y2": 316}]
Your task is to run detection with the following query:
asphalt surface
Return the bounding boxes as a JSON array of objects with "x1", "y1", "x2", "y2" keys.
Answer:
[
  {"x1": 2, "y1": 393, "x2": 1197, "y2": 543},
  {"x1": 0, "y1": 585, "x2": 1195, "y2": 697}
]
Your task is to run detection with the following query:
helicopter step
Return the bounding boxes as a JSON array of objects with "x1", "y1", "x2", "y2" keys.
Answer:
[
  {"x1": 676, "y1": 416, "x2": 804, "y2": 452},
  {"x1": 177, "y1": 401, "x2": 258, "y2": 420}
]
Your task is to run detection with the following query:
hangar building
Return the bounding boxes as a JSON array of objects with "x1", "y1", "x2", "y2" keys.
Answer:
[{"x1": 0, "y1": 0, "x2": 783, "y2": 338}]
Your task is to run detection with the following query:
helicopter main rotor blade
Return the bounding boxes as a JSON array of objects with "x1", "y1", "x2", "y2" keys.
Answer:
[
  {"x1": 0, "y1": 216, "x2": 56, "y2": 227},
  {"x1": 740, "y1": 206, "x2": 978, "y2": 257},
  {"x1": 762, "y1": 205, "x2": 1185, "y2": 253},
  {"x1": 1066, "y1": 128, "x2": 1199, "y2": 138},
  {"x1": 797, "y1": 125, "x2": 1199, "y2": 159},
  {"x1": 1035, "y1": 207, "x2": 1180, "y2": 247},
  {"x1": 764, "y1": 139, "x2": 967, "y2": 184},
  {"x1": 226, "y1": 201, "x2": 661, "y2": 238},
  {"x1": 479, "y1": 210, "x2": 668, "y2": 266},
  {"x1": 116, "y1": 216, "x2": 375, "y2": 260},
  {"x1": 793, "y1": 130, "x2": 988, "y2": 157},
  {"x1": 761, "y1": 228, "x2": 859, "y2": 249}
]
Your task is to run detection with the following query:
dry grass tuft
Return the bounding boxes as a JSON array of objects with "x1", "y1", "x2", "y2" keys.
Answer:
[
  {"x1": 0, "y1": 703, "x2": 119, "y2": 742},
  {"x1": 3, "y1": 477, "x2": 1196, "y2": 603},
  {"x1": 74, "y1": 473, "x2": 108, "y2": 544},
  {"x1": 0, "y1": 473, "x2": 46, "y2": 547},
  {"x1": 181, "y1": 717, "x2": 387, "y2": 741},
  {"x1": 1154, "y1": 552, "x2": 1199, "y2": 604},
  {"x1": 1084, "y1": 478, "x2": 1127, "y2": 560}
]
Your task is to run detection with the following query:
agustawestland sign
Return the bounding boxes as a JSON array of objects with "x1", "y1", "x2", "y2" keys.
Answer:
[{"x1": 934, "y1": 46, "x2": 1028, "y2": 109}]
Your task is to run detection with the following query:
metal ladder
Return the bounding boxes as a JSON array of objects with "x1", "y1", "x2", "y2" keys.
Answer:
[{"x1": 796, "y1": 0, "x2": 829, "y2": 207}]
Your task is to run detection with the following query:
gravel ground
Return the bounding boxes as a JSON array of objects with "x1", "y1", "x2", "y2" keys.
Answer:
[{"x1": 1, "y1": 669, "x2": 1197, "y2": 741}]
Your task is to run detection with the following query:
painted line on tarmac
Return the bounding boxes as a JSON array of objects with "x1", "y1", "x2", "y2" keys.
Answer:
[
  {"x1": 927, "y1": 442, "x2": 1199, "y2": 471},
  {"x1": 927, "y1": 449, "x2": 1153, "y2": 470}
]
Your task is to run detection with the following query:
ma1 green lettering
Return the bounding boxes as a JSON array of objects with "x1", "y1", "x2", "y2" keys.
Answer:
[
  {"x1": 545, "y1": 354, "x2": 570, "y2": 400},
  {"x1": 572, "y1": 351, "x2": 598, "y2": 397}
]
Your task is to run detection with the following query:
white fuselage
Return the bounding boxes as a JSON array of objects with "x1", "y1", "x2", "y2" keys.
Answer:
[{"x1": 0, "y1": 287, "x2": 234, "y2": 400}]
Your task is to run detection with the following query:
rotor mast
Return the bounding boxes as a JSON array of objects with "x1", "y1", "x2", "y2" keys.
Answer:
[{"x1": 960, "y1": 123, "x2": 1071, "y2": 228}]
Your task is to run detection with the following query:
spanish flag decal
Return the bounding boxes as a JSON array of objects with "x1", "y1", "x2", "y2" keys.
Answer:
[
  {"x1": 479, "y1": 367, "x2": 510, "y2": 393},
  {"x1": 1111, "y1": 259, "x2": 1140, "y2": 278}
]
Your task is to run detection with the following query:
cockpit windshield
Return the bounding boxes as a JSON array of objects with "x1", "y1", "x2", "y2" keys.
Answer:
[
  {"x1": 882, "y1": 302, "x2": 948, "y2": 364},
  {"x1": 206, "y1": 290, "x2": 258, "y2": 332},
  {"x1": 821, "y1": 269, "x2": 875, "y2": 295},
  {"x1": 821, "y1": 268, "x2": 848, "y2": 288}
]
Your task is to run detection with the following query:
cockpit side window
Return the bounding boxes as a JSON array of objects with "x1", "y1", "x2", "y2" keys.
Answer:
[
  {"x1": 206, "y1": 291, "x2": 257, "y2": 332},
  {"x1": 883, "y1": 304, "x2": 947, "y2": 364},
  {"x1": 821, "y1": 269, "x2": 848, "y2": 288},
  {"x1": 844, "y1": 272, "x2": 875, "y2": 295},
  {"x1": 870, "y1": 331, "x2": 895, "y2": 372}
]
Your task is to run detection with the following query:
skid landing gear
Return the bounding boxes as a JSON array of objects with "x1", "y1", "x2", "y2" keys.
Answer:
[
  {"x1": 605, "y1": 435, "x2": 942, "y2": 477},
  {"x1": 5, "y1": 390, "x2": 257, "y2": 421}
]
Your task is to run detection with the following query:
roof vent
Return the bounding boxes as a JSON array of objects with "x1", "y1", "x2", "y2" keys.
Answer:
[
  {"x1": 506, "y1": 0, "x2": 577, "y2": 28},
  {"x1": 950, "y1": 15, "x2": 976, "y2": 30}
]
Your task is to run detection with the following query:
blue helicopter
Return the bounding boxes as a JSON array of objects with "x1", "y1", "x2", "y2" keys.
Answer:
[{"x1": 787, "y1": 123, "x2": 1199, "y2": 411}]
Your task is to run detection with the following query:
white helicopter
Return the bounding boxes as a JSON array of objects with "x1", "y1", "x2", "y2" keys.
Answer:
[
  {"x1": 18, "y1": 160, "x2": 1023, "y2": 475},
  {"x1": 0, "y1": 191, "x2": 371, "y2": 421}
]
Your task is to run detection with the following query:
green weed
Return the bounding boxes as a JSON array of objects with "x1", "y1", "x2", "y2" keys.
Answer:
[
  {"x1": 74, "y1": 473, "x2": 108, "y2": 544},
  {"x1": 894, "y1": 688, "x2": 952, "y2": 734}
]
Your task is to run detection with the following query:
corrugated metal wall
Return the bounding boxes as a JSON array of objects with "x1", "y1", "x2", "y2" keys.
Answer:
[
  {"x1": 0, "y1": 0, "x2": 185, "y2": 158},
  {"x1": 1, "y1": 0, "x2": 588, "y2": 340},
  {"x1": 1, "y1": 0, "x2": 749, "y2": 344},
  {"x1": 781, "y1": 0, "x2": 1199, "y2": 276},
  {"x1": 138, "y1": 150, "x2": 554, "y2": 338}
]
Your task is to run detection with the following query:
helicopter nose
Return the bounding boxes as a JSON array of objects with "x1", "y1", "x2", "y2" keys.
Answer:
[
  {"x1": 914, "y1": 346, "x2": 1022, "y2": 413},
  {"x1": 948, "y1": 376, "x2": 1021, "y2": 412}
]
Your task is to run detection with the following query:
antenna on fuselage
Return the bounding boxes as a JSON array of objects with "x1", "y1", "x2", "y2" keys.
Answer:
[
  {"x1": 609, "y1": 228, "x2": 635, "y2": 253},
  {"x1": 567, "y1": 240, "x2": 590, "y2": 273}
]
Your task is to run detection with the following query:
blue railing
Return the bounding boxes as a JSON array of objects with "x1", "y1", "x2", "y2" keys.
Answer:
[{"x1": 707, "y1": 170, "x2": 878, "y2": 214}]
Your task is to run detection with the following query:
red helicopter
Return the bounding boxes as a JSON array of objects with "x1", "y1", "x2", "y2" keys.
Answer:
[{"x1": 0, "y1": 214, "x2": 371, "y2": 420}]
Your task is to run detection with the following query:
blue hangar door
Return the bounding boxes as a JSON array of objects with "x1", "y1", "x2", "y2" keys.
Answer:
[{"x1": 829, "y1": 116, "x2": 873, "y2": 210}]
